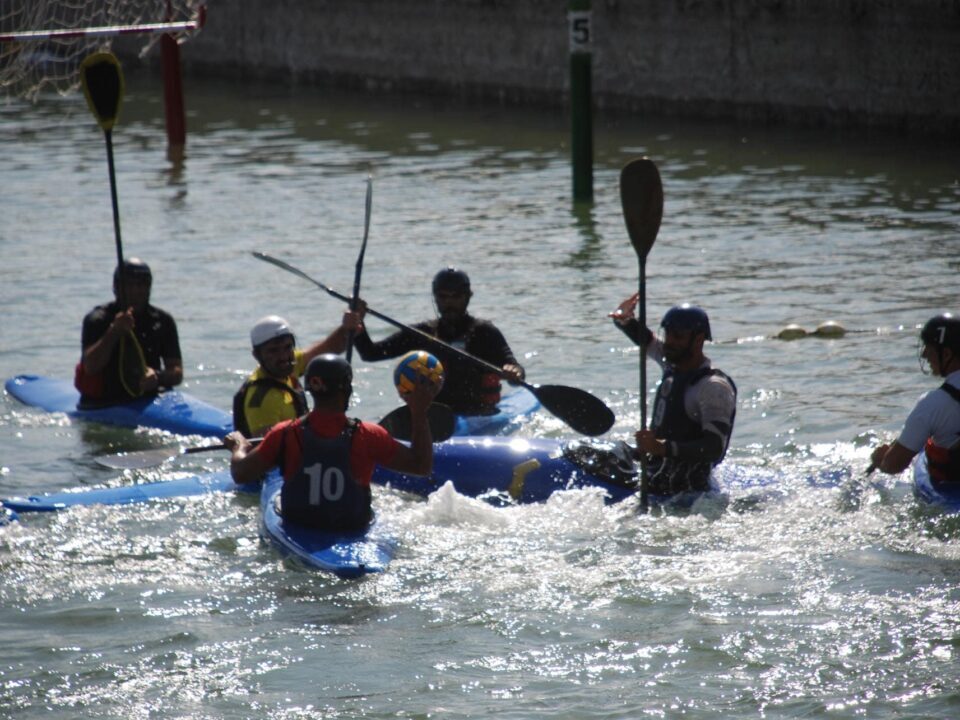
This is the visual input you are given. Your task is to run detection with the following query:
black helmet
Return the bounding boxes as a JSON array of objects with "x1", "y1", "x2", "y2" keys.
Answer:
[
  {"x1": 661, "y1": 304, "x2": 712, "y2": 341},
  {"x1": 432, "y1": 267, "x2": 471, "y2": 295},
  {"x1": 920, "y1": 313, "x2": 960, "y2": 352},
  {"x1": 113, "y1": 257, "x2": 152, "y2": 283},
  {"x1": 305, "y1": 354, "x2": 353, "y2": 396}
]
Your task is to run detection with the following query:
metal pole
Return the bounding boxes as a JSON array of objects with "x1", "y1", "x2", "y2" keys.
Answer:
[{"x1": 568, "y1": 0, "x2": 594, "y2": 202}]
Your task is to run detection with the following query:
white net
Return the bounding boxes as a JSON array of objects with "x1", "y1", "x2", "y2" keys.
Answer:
[{"x1": 0, "y1": 1, "x2": 206, "y2": 100}]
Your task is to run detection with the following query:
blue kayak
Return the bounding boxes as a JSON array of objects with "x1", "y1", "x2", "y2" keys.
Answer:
[
  {"x1": 453, "y1": 387, "x2": 541, "y2": 436},
  {"x1": 372, "y1": 436, "x2": 780, "y2": 507},
  {"x1": 4, "y1": 375, "x2": 232, "y2": 438},
  {"x1": 2, "y1": 469, "x2": 392, "y2": 578},
  {"x1": 2, "y1": 471, "x2": 255, "y2": 512},
  {"x1": 259, "y1": 473, "x2": 396, "y2": 577},
  {"x1": 912, "y1": 453, "x2": 960, "y2": 512},
  {"x1": 3, "y1": 437, "x2": 781, "y2": 515}
]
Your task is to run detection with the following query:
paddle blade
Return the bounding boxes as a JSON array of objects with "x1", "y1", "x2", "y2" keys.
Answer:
[
  {"x1": 95, "y1": 446, "x2": 180, "y2": 470},
  {"x1": 620, "y1": 158, "x2": 663, "y2": 261},
  {"x1": 379, "y1": 403, "x2": 456, "y2": 443},
  {"x1": 80, "y1": 52, "x2": 124, "y2": 132},
  {"x1": 533, "y1": 385, "x2": 615, "y2": 437}
]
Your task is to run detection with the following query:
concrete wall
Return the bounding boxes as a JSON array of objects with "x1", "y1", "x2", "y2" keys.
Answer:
[{"x1": 166, "y1": 0, "x2": 959, "y2": 133}]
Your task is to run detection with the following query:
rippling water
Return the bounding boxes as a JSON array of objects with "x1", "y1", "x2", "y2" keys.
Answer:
[{"x1": 1, "y1": 72, "x2": 959, "y2": 718}]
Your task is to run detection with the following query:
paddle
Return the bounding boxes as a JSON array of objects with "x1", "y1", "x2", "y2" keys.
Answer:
[
  {"x1": 346, "y1": 176, "x2": 373, "y2": 363},
  {"x1": 80, "y1": 51, "x2": 146, "y2": 397},
  {"x1": 620, "y1": 157, "x2": 664, "y2": 511},
  {"x1": 378, "y1": 402, "x2": 456, "y2": 442},
  {"x1": 95, "y1": 439, "x2": 263, "y2": 471},
  {"x1": 96, "y1": 401, "x2": 458, "y2": 469},
  {"x1": 252, "y1": 251, "x2": 615, "y2": 436}
]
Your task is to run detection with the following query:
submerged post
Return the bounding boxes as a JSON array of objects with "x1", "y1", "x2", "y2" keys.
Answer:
[{"x1": 568, "y1": 0, "x2": 594, "y2": 202}]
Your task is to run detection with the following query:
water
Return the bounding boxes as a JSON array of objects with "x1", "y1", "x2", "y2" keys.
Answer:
[{"x1": 2, "y1": 71, "x2": 959, "y2": 718}]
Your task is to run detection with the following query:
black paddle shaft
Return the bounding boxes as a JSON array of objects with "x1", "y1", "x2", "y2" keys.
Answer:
[{"x1": 620, "y1": 157, "x2": 664, "y2": 510}]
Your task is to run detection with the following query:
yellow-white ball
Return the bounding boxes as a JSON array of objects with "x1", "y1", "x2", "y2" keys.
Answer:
[{"x1": 394, "y1": 351, "x2": 445, "y2": 397}]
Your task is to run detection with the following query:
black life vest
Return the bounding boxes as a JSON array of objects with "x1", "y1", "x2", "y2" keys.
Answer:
[
  {"x1": 925, "y1": 383, "x2": 960, "y2": 484},
  {"x1": 648, "y1": 366, "x2": 737, "y2": 493},
  {"x1": 232, "y1": 376, "x2": 308, "y2": 438},
  {"x1": 279, "y1": 417, "x2": 371, "y2": 532}
]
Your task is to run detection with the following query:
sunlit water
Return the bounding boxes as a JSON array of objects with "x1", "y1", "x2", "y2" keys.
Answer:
[{"x1": 1, "y1": 72, "x2": 959, "y2": 718}]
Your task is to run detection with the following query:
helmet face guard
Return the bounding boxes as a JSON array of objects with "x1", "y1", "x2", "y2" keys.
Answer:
[
  {"x1": 660, "y1": 304, "x2": 712, "y2": 341},
  {"x1": 432, "y1": 267, "x2": 471, "y2": 295},
  {"x1": 918, "y1": 313, "x2": 959, "y2": 375},
  {"x1": 113, "y1": 258, "x2": 152, "y2": 285}
]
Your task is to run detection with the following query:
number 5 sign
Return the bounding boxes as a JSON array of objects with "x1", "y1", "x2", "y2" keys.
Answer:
[{"x1": 568, "y1": 6, "x2": 592, "y2": 54}]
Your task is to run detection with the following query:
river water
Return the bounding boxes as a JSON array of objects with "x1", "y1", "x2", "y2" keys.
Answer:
[{"x1": 1, "y1": 71, "x2": 959, "y2": 718}]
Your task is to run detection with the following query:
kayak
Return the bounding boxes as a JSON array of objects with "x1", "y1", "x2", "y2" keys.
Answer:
[
  {"x1": 3, "y1": 375, "x2": 535, "y2": 440},
  {"x1": 372, "y1": 436, "x2": 780, "y2": 507},
  {"x1": 912, "y1": 453, "x2": 960, "y2": 512},
  {"x1": 2, "y1": 471, "x2": 256, "y2": 513},
  {"x1": 4, "y1": 375, "x2": 232, "y2": 438},
  {"x1": 453, "y1": 387, "x2": 541, "y2": 436},
  {"x1": 259, "y1": 472, "x2": 396, "y2": 577},
  {"x1": 2, "y1": 469, "x2": 395, "y2": 578},
  {"x1": 3, "y1": 437, "x2": 781, "y2": 515}
]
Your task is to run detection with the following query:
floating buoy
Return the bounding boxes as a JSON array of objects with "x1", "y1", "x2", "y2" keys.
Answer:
[
  {"x1": 813, "y1": 320, "x2": 847, "y2": 338},
  {"x1": 776, "y1": 324, "x2": 808, "y2": 340}
]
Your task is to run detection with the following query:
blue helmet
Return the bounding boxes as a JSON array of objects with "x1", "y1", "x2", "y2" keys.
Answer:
[{"x1": 661, "y1": 304, "x2": 712, "y2": 341}]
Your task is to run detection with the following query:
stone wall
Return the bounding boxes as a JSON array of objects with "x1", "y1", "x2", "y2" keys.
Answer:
[{"x1": 156, "y1": 0, "x2": 960, "y2": 133}]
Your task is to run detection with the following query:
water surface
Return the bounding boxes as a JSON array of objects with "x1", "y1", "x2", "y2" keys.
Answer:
[{"x1": 1, "y1": 72, "x2": 959, "y2": 718}]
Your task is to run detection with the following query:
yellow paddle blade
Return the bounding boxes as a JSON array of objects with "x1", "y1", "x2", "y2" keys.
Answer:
[{"x1": 80, "y1": 52, "x2": 124, "y2": 132}]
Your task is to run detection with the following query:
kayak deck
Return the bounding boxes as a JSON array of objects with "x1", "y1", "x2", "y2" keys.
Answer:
[
  {"x1": 259, "y1": 473, "x2": 396, "y2": 577},
  {"x1": 5, "y1": 374, "x2": 232, "y2": 438},
  {"x1": 453, "y1": 387, "x2": 541, "y2": 436}
]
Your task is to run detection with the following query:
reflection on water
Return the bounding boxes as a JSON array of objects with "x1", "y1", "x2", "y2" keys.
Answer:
[{"x1": 1, "y1": 70, "x2": 959, "y2": 718}]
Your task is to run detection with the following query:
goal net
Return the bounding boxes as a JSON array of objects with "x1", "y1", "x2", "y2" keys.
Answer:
[{"x1": 0, "y1": 1, "x2": 206, "y2": 101}]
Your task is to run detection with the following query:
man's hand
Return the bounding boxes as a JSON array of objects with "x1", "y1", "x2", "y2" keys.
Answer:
[
  {"x1": 139, "y1": 367, "x2": 160, "y2": 394},
  {"x1": 111, "y1": 308, "x2": 136, "y2": 336},
  {"x1": 609, "y1": 293, "x2": 640, "y2": 326},
  {"x1": 502, "y1": 363, "x2": 525, "y2": 384},
  {"x1": 635, "y1": 428, "x2": 667, "y2": 457},
  {"x1": 223, "y1": 431, "x2": 251, "y2": 454},
  {"x1": 403, "y1": 380, "x2": 440, "y2": 418},
  {"x1": 342, "y1": 301, "x2": 367, "y2": 333}
]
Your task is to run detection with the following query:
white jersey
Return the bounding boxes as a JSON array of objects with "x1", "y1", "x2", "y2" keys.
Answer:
[{"x1": 897, "y1": 369, "x2": 960, "y2": 452}]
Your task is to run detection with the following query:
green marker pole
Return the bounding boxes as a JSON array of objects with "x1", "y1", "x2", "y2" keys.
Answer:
[{"x1": 569, "y1": 0, "x2": 594, "y2": 202}]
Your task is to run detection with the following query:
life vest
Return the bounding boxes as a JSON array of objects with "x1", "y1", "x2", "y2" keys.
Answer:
[
  {"x1": 74, "y1": 360, "x2": 104, "y2": 401},
  {"x1": 480, "y1": 373, "x2": 502, "y2": 407},
  {"x1": 232, "y1": 376, "x2": 308, "y2": 438},
  {"x1": 279, "y1": 417, "x2": 371, "y2": 531},
  {"x1": 648, "y1": 366, "x2": 737, "y2": 493},
  {"x1": 923, "y1": 383, "x2": 960, "y2": 484}
]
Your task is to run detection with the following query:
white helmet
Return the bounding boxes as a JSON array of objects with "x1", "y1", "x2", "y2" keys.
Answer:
[{"x1": 250, "y1": 315, "x2": 294, "y2": 348}]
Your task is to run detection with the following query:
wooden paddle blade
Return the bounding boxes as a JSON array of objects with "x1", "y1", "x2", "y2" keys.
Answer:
[
  {"x1": 379, "y1": 403, "x2": 456, "y2": 443},
  {"x1": 533, "y1": 385, "x2": 615, "y2": 437},
  {"x1": 80, "y1": 52, "x2": 124, "y2": 132},
  {"x1": 620, "y1": 158, "x2": 663, "y2": 261}
]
